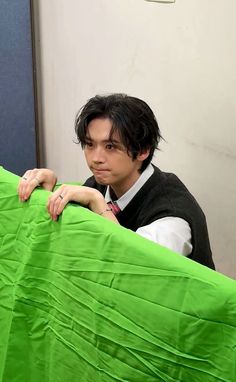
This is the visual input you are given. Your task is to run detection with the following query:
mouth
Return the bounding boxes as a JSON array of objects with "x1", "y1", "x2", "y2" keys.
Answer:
[
  {"x1": 92, "y1": 169, "x2": 110, "y2": 178},
  {"x1": 92, "y1": 168, "x2": 109, "y2": 173}
]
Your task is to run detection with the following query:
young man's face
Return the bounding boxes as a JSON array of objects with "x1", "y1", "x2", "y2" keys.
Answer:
[{"x1": 83, "y1": 117, "x2": 149, "y2": 198}]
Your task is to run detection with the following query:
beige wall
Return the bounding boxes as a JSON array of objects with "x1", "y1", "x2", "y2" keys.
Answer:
[{"x1": 33, "y1": 0, "x2": 236, "y2": 279}]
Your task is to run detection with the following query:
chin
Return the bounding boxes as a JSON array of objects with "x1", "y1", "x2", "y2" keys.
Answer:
[
  {"x1": 96, "y1": 180, "x2": 106, "y2": 185},
  {"x1": 94, "y1": 177, "x2": 109, "y2": 186}
]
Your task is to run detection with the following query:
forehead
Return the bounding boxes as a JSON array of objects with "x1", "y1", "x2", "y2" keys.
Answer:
[{"x1": 86, "y1": 117, "x2": 120, "y2": 142}]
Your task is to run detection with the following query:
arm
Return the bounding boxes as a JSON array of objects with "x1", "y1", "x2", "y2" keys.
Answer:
[
  {"x1": 18, "y1": 168, "x2": 119, "y2": 223},
  {"x1": 136, "y1": 217, "x2": 192, "y2": 256},
  {"x1": 46, "y1": 184, "x2": 119, "y2": 223}
]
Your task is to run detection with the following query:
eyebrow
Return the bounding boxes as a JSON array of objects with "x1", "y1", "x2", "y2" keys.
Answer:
[{"x1": 85, "y1": 136, "x2": 121, "y2": 144}]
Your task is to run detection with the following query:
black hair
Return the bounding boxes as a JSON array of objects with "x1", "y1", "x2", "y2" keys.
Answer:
[{"x1": 75, "y1": 93, "x2": 162, "y2": 172}]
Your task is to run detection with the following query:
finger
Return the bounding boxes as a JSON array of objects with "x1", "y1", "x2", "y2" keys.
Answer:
[
  {"x1": 21, "y1": 176, "x2": 40, "y2": 201},
  {"x1": 18, "y1": 170, "x2": 34, "y2": 201},
  {"x1": 49, "y1": 195, "x2": 66, "y2": 221},
  {"x1": 55, "y1": 193, "x2": 69, "y2": 217},
  {"x1": 47, "y1": 187, "x2": 68, "y2": 220}
]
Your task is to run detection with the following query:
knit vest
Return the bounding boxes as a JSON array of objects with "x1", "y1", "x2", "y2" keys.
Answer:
[{"x1": 83, "y1": 165, "x2": 215, "y2": 269}]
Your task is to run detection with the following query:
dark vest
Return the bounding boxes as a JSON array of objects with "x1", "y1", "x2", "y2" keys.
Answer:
[{"x1": 84, "y1": 165, "x2": 215, "y2": 269}]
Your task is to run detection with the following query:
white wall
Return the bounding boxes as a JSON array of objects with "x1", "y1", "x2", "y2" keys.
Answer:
[{"x1": 33, "y1": 0, "x2": 236, "y2": 279}]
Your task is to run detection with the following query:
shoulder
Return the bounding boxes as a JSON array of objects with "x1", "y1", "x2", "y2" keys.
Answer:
[
  {"x1": 83, "y1": 175, "x2": 97, "y2": 187},
  {"x1": 150, "y1": 165, "x2": 200, "y2": 207},
  {"x1": 136, "y1": 165, "x2": 205, "y2": 225},
  {"x1": 83, "y1": 175, "x2": 107, "y2": 195}
]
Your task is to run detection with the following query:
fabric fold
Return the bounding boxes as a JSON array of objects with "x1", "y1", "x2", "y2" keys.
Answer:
[{"x1": 0, "y1": 166, "x2": 236, "y2": 381}]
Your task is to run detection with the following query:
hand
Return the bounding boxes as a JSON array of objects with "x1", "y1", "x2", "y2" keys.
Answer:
[
  {"x1": 47, "y1": 184, "x2": 118, "y2": 223},
  {"x1": 18, "y1": 168, "x2": 57, "y2": 201}
]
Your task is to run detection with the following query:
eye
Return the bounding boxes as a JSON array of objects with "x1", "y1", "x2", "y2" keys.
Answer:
[
  {"x1": 106, "y1": 143, "x2": 115, "y2": 150},
  {"x1": 85, "y1": 141, "x2": 93, "y2": 148}
]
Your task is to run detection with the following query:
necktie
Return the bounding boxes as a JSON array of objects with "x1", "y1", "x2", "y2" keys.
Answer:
[{"x1": 107, "y1": 201, "x2": 121, "y2": 216}]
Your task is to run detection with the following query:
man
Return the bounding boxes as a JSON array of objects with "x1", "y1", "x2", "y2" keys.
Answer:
[{"x1": 18, "y1": 93, "x2": 215, "y2": 269}]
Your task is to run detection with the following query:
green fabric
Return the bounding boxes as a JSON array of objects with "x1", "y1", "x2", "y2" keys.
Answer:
[{"x1": 0, "y1": 166, "x2": 236, "y2": 382}]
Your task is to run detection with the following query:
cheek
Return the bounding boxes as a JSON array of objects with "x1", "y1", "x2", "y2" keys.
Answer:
[{"x1": 84, "y1": 151, "x2": 91, "y2": 164}]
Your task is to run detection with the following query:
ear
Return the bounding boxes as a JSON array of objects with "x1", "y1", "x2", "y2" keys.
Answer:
[{"x1": 137, "y1": 148, "x2": 150, "y2": 162}]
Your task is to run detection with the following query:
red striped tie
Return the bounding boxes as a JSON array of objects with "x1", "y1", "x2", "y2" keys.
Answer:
[{"x1": 107, "y1": 202, "x2": 121, "y2": 216}]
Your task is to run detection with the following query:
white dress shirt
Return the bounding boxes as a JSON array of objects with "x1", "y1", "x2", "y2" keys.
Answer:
[{"x1": 105, "y1": 164, "x2": 192, "y2": 256}]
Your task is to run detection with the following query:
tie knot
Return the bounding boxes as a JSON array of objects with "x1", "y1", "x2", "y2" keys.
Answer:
[{"x1": 107, "y1": 201, "x2": 121, "y2": 216}]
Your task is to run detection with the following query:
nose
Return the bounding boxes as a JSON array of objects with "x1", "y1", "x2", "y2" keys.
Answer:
[{"x1": 91, "y1": 146, "x2": 105, "y2": 164}]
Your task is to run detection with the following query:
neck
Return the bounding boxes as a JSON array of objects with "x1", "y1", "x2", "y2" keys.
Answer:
[{"x1": 110, "y1": 171, "x2": 141, "y2": 199}]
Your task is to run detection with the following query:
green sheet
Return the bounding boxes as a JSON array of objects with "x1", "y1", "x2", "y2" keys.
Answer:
[{"x1": 0, "y1": 166, "x2": 236, "y2": 382}]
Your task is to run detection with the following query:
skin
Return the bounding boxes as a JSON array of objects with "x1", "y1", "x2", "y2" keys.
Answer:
[{"x1": 18, "y1": 117, "x2": 149, "y2": 222}]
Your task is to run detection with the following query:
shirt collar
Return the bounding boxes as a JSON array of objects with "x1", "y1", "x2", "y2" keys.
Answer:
[{"x1": 105, "y1": 164, "x2": 154, "y2": 211}]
